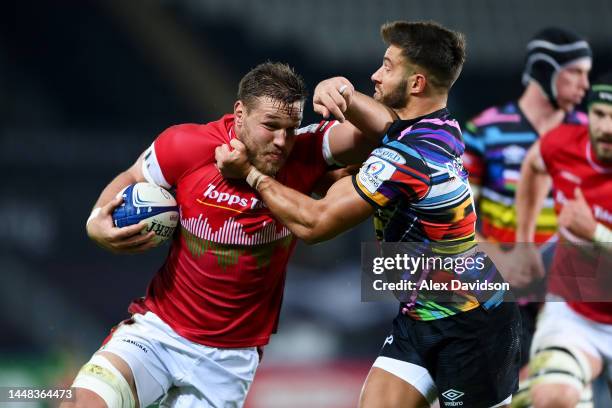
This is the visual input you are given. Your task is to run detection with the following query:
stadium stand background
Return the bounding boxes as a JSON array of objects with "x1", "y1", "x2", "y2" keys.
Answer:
[{"x1": 1, "y1": 0, "x2": 611, "y2": 406}]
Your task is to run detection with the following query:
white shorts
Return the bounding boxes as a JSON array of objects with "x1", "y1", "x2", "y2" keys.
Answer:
[
  {"x1": 96, "y1": 311, "x2": 259, "y2": 408},
  {"x1": 531, "y1": 301, "x2": 612, "y2": 381}
]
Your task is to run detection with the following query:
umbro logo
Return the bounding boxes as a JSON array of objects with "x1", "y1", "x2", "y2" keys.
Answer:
[
  {"x1": 383, "y1": 335, "x2": 394, "y2": 346},
  {"x1": 441, "y1": 389, "x2": 464, "y2": 406}
]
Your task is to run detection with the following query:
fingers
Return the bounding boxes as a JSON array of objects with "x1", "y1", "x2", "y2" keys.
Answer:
[
  {"x1": 229, "y1": 138, "x2": 246, "y2": 152},
  {"x1": 112, "y1": 230, "x2": 156, "y2": 249},
  {"x1": 313, "y1": 77, "x2": 354, "y2": 121},
  {"x1": 313, "y1": 104, "x2": 330, "y2": 119},
  {"x1": 574, "y1": 187, "x2": 585, "y2": 202},
  {"x1": 215, "y1": 145, "x2": 229, "y2": 164},
  {"x1": 110, "y1": 234, "x2": 158, "y2": 254},
  {"x1": 319, "y1": 93, "x2": 346, "y2": 122},
  {"x1": 108, "y1": 222, "x2": 148, "y2": 242},
  {"x1": 101, "y1": 195, "x2": 124, "y2": 216}
]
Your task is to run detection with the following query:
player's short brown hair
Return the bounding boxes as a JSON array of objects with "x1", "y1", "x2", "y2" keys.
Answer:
[
  {"x1": 381, "y1": 21, "x2": 466, "y2": 90},
  {"x1": 238, "y1": 62, "x2": 308, "y2": 111}
]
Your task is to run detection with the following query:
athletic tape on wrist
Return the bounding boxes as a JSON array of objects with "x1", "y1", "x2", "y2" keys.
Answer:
[
  {"x1": 594, "y1": 223, "x2": 612, "y2": 243},
  {"x1": 246, "y1": 167, "x2": 266, "y2": 190}
]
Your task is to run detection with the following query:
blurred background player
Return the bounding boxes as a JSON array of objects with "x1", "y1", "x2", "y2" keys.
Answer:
[
  {"x1": 63, "y1": 62, "x2": 386, "y2": 408},
  {"x1": 461, "y1": 27, "x2": 592, "y2": 367},
  {"x1": 512, "y1": 73, "x2": 612, "y2": 408},
  {"x1": 217, "y1": 21, "x2": 521, "y2": 408}
]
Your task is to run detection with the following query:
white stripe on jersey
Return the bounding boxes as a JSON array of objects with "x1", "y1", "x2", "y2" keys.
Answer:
[{"x1": 142, "y1": 142, "x2": 172, "y2": 189}]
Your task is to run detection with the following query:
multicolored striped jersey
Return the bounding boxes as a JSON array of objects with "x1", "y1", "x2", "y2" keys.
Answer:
[
  {"x1": 353, "y1": 108, "x2": 503, "y2": 320},
  {"x1": 462, "y1": 101, "x2": 587, "y2": 242}
]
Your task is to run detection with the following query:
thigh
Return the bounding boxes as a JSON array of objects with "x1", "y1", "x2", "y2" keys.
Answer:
[
  {"x1": 370, "y1": 320, "x2": 438, "y2": 405},
  {"x1": 434, "y1": 303, "x2": 521, "y2": 408},
  {"x1": 177, "y1": 346, "x2": 259, "y2": 408},
  {"x1": 360, "y1": 367, "x2": 430, "y2": 408},
  {"x1": 99, "y1": 315, "x2": 171, "y2": 407}
]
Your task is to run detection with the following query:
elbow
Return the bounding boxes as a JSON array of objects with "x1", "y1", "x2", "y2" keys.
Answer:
[
  {"x1": 301, "y1": 233, "x2": 326, "y2": 245},
  {"x1": 294, "y1": 226, "x2": 326, "y2": 245},
  {"x1": 294, "y1": 219, "x2": 333, "y2": 245}
]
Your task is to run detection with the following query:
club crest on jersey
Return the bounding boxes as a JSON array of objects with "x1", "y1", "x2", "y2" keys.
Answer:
[
  {"x1": 358, "y1": 156, "x2": 396, "y2": 194},
  {"x1": 446, "y1": 157, "x2": 465, "y2": 179},
  {"x1": 372, "y1": 147, "x2": 406, "y2": 164}
]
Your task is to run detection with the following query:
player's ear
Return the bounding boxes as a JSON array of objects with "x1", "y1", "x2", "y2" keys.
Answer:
[
  {"x1": 234, "y1": 100, "x2": 244, "y2": 128},
  {"x1": 410, "y1": 73, "x2": 427, "y2": 95}
]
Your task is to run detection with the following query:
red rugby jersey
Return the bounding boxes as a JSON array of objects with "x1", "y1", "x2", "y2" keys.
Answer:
[
  {"x1": 131, "y1": 115, "x2": 335, "y2": 347},
  {"x1": 540, "y1": 124, "x2": 612, "y2": 324}
]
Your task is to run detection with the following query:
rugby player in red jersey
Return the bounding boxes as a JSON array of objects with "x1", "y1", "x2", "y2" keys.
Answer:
[
  {"x1": 512, "y1": 74, "x2": 612, "y2": 408},
  {"x1": 62, "y1": 62, "x2": 390, "y2": 408},
  {"x1": 218, "y1": 21, "x2": 520, "y2": 408}
]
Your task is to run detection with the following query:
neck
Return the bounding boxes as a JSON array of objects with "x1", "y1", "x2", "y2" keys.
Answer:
[
  {"x1": 518, "y1": 83, "x2": 565, "y2": 135},
  {"x1": 394, "y1": 93, "x2": 448, "y2": 120}
]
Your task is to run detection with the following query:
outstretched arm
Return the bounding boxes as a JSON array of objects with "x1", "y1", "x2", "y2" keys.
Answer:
[
  {"x1": 256, "y1": 174, "x2": 374, "y2": 244},
  {"x1": 216, "y1": 140, "x2": 374, "y2": 244},
  {"x1": 315, "y1": 77, "x2": 398, "y2": 165}
]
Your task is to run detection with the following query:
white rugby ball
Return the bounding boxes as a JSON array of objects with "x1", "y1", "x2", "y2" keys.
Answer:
[{"x1": 112, "y1": 182, "x2": 179, "y2": 244}]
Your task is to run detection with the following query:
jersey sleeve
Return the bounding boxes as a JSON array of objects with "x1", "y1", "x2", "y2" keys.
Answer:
[
  {"x1": 461, "y1": 119, "x2": 486, "y2": 186},
  {"x1": 295, "y1": 120, "x2": 341, "y2": 166},
  {"x1": 281, "y1": 121, "x2": 337, "y2": 193},
  {"x1": 142, "y1": 124, "x2": 215, "y2": 188},
  {"x1": 352, "y1": 145, "x2": 431, "y2": 208}
]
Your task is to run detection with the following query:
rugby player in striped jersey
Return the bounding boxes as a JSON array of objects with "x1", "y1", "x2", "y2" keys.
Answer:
[{"x1": 217, "y1": 21, "x2": 520, "y2": 408}]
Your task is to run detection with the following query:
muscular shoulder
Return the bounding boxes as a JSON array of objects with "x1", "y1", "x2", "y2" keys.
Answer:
[
  {"x1": 159, "y1": 120, "x2": 228, "y2": 153},
  {"x1": 541, "y1": 124, "x2": 587, "y2": 153},
  {"x1": 540, "y1": 124, "x2": 588, "y2": 171},
  {"x1": 150, "y1": 116, "x2": 233, "y2": 186}
]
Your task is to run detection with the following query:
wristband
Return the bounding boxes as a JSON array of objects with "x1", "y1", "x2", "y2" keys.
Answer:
[
  {"x1": 86, "y1": 207, "x2": 102, "y2": 226},
  {"x1": 246, "y1": 167, "x2": 267, "y2": 190},
  {"x1": 594, "y1": 223, "x2": 612, "y2": 243}
]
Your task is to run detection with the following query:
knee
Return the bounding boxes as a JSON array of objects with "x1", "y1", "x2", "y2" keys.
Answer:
[
  {"x1": 531, "y1": 384, "x2": 580, "y2": 408},
  {"x1": 60, "y1": 387, "x2": 108, "y2": 408}
]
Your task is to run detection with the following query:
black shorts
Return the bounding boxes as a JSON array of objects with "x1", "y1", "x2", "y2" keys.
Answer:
[
  {"x1": 517, "y1": 302, "x2": 540, "y2": 367},
  {"x1": 377, "y1": 302, "x2": 521, "y2": 407}
]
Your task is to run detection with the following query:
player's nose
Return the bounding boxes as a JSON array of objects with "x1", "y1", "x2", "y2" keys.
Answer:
[
  {"x1": 371, "y1": 67, "x2": 383, "y2": 83},
  {"x1": 273, "y1": 129, "x2": 287, "y2": 149}
]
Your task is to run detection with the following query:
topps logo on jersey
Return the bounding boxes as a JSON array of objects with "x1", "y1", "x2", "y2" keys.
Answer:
[{"x1": 358, "y1": 157, "x2": 396, "y2": 194}]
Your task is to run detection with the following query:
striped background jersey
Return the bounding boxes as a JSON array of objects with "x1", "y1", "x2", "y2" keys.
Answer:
[
  {"x1": 353, "y1": 108, "x2": 503, "y2": 320},
  {"x1": 462, "y1": 101, "x2": 587, "y2": 242}
]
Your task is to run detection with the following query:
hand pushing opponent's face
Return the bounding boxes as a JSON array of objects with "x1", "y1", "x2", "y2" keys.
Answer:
[{"x1": 234, "y1": 97, "x2": 303, "y2": 176}]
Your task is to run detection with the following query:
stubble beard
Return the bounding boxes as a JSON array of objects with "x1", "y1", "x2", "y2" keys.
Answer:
[{"x1": 378, "y1": 79, "x2": 409, "y2": 110}]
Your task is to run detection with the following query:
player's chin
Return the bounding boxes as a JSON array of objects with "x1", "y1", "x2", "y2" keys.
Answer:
[
  {"x1": 595, "y1": 142, "x2": 612, "y2": 162},
  {"x1": 255, "y1": 160, "x2": 283, "y2": 176}
]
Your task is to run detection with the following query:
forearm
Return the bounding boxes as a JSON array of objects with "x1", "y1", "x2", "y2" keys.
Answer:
[
  {"x1": 256, "y1": 176, "x2": 325, "y2": 242},
  {"x1": 515, "y1": 168, "x2": 551, "y2": 242},
  {"x1": 345, "y1": 92, "x2": 396, "y2": 141},
  {"x1": 92, "y1": 170, "x2": 140, "y2": 210}
]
